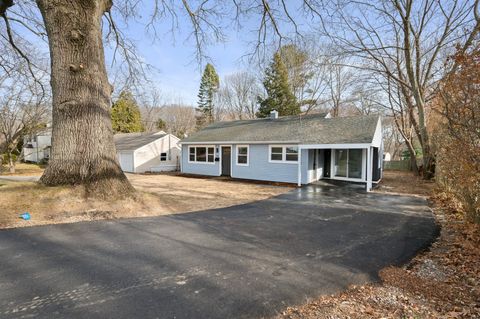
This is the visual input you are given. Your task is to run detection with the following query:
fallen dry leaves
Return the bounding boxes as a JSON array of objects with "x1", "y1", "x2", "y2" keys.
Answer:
[{"x1": 277, "y1": 176, "x2": 480, "y2": 319}]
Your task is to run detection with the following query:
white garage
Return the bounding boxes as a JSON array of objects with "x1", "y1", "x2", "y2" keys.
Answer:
[
  {"x1": 114, "y1": 131, "x2": 181, "y2": 173},
  {"x1": 118, "y1": 152, "x2": 135, "y2": 172}
]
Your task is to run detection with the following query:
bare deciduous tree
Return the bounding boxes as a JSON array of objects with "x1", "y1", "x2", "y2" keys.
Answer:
[
  {"x1": 0, "y1": 65, "x2": 49, "y2": 173},
  {"x1": 138, "y1": 88, "x2": 165, "y2": 132},
  {"x1": 324, "y1": 56, "x2": 356, "y2": 117},
  {"x1": 382, "y1": 117, "x2": 406, "y2": 161},
  {"x1": 217, "y1": 72, "x2": 261, "y2": 120},
  {"x1": 319, "y1": 0, "x2": 480, "y2": 178},
  {"x1": 157, "y1": 104, "x2": 197, "y2": 138}
]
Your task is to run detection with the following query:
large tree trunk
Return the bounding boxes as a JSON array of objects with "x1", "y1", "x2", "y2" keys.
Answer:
[
  {"x1": 37, "y1": 0, "x2": 134, "y2": 198},
  {"x1": 416, "y1": 101, "x2": 435, "y2": 179}
]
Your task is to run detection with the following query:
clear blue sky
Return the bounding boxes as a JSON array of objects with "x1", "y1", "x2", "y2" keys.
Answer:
[
  {"x1": 110, "y1": 8, "x2": 264, "y2": 105},
  {"x1": 16, "y1": 2, "x2": 310, "y2": 105},
  {"x1": 107, "y1": 2, "x2": 309, "y2": 105},
  {"x1": 131, "y1": 30, "x2": 248, "y2": 105}
]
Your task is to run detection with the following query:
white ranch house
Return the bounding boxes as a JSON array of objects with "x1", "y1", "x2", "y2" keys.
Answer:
[
  {"x1": 180, "y1": 111, "x2": 383, "y2": 191},
  {"x1": 114, "y1": 131, "x2": 180, "y2": 173},
  {"x1": 23, "y1": 128, "x2": 52, "y2": 163}
]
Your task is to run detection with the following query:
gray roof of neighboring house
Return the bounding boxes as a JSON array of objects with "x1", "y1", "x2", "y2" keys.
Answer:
[
  {"x1": 114, "y1": 132, "x2": 167, "y2": 151},
  {"x1": 181, "y1": 113, "x2": 380, "y2": 145}
]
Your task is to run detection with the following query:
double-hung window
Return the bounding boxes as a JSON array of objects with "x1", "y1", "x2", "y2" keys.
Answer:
[
  {"x1": 269, "y1": 145, "x2": 298, "y2": 163},
  {"x1": 189, "y1": 146, "x2": 215, "y2": 163},
  {"x1": 285, "y1": 147, "x2": 298, "y2": 162},
  {"x1": 160, "y1": 152, "x2": 167, "y2": 161},
  {"x1": 236, "y1": 145, "x2": 249, "y2": 165}
]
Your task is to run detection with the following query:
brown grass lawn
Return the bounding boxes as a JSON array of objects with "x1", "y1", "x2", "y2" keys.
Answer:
[
  {"x1": 375, "y1": 170, "x2": 435, "y2": 197},
  {"x1": 0, "y1": 163, "x2": 45, "y2": 176},
  {"x1": 0, "y1": 173, "x2": 289, "y2": 229}
]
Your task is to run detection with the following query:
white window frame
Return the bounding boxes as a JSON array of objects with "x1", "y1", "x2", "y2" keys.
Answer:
[
  {"x1": 236, "y1": 145, "x2": 249, "y2": 166},
  {"x1": 268, "y1": 145, "x2": 299, "y2": 164},
  {"x1": 188, "y1": 145, "x2": 216, "y2": 165},
  {"x1": 331, "y1": 148, "x2": 365, "y2": 182},
  {"x1": 160, "y1": 152, "x2": 168, "y2": 162}
]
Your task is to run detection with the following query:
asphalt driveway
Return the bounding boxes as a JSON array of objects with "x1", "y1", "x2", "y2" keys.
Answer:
[{"x1": 0, "y1": 182, "x2": 438, "y2": 319}]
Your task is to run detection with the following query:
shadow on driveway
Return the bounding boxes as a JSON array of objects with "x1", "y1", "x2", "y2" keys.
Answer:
[{"x1": 0, "y1": 182, "x2": 439, "y2": 319}]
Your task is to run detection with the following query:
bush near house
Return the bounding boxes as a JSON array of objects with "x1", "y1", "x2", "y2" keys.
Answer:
[{"x1": 433, "y1": 48, "x2": 480, "y2": 224}]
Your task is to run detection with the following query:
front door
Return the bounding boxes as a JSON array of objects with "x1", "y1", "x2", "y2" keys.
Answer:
[
  {"x1": 324, "y1": 149, "x2": 331, "y2": 178},
  {"x1": 221, "y1": 146, "x2": 231, "y2": 176}
]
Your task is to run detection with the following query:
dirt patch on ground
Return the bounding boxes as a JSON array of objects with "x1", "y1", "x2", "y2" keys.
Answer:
[
  {"x1": 0, "y1": 174, "x2": 289, "y2": 229},
  {"x1": 375, "y1": 170, "x2": 435, "y2": 197},
  {"x1": 277, "y1": 171, "x2": 480, "y2": 319}
]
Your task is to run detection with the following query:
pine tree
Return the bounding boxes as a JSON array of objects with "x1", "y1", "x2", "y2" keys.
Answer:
[
  {"x1": 257, "y1": 52, "x2": 299, "y2": 118},
  {"x1": 156, "y1": 118, "x2": 167, "y2": 131},
  {"x1": 111, "y1": 91, "x2": 144, "y2": 133},
  {"x1": 197, "y1": 63, "x2": 220, "y2": 127}
]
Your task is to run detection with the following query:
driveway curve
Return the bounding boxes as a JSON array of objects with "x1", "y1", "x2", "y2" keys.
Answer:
[{"x1": 0, "y1": 182, "x2": 438, "y2": 319}]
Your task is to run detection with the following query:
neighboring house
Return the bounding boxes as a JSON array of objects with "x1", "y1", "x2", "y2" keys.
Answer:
[
  {"x1": 180, "y1": 111, "x2": 383, "y2": 191},
  {"x1": 114, "y1": 131, "x2": 180, "y2": 173},
  {"x1": 23, "y1": 128, "x2": 52, "y2": 163}
]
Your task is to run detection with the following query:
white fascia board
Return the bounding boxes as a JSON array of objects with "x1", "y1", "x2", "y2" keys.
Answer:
[
  {"x1": 167, "y1": 134, "x2": 181, "y2": 142},
  {"x1": 300, "y1": 143, "x2": 371, "y2": 149},
  {"x1": 181, "y1": 141, "x2": 376, "y2": 148},
  {"x1": 371, "y1": 117, "x2": 383, "y2": 147},
  {"x1": 179, "y1": 141, "x2": 300, "y2": 145}
]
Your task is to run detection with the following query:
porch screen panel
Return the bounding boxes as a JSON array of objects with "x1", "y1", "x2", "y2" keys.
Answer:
[
  {"x1": 348, "y1": 149, "x2": 362, "y2": 178},
  {"x1": 334, "y1": 149, "x2": 347, "y2": 177}
]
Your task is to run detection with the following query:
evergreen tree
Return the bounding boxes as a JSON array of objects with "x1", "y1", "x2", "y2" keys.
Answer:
[
  {"x1": 197, "y1": 63, "x2": 220, "y2": 127},
  {"x1": 278, "y1": 44, "x2": 314, "y2": 107},
  {"x1": 257, "y1": 52, "x2": 299, "y2": 118},
  {"x1": 156, "y1": 118, "x2": 167, "y2": 131},
  {"x1": 111, "y1": 91, "x2": 144, "y2": 133}
]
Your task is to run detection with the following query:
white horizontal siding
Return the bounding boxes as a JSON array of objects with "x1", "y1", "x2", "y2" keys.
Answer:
[{"x1": 133, "y1": 135, "x2": 180, "y2": 173}]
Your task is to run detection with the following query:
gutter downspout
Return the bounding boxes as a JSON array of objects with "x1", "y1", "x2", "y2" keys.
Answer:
[{"x1": 168, "y1": 134, "x2": 171, "y2": 161}]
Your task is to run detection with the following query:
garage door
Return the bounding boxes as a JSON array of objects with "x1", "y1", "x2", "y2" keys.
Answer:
[{"x1": 118, "y1": 153, "x2": 134, "y2": 172}]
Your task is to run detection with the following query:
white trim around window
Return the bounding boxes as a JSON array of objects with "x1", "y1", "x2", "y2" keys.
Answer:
[
  {"x1": 330, "y1": 148, "x2": 366, "y2": 182},
  {"x1": 188, "y1": 145, "x2": 216, "y2": 164},
  {"x1": 268, "y1": 145, "x2": 299, "y2": 164},
  {"x1": 160, "y1": 152, "x2": 168, "y2": 162},
  {"x1": 236, "y1": 145, "x2": 249, "y2": 166}
]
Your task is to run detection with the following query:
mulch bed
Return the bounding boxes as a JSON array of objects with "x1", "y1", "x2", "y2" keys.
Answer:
[{"x1": 277, "y1": 195, "x2": 480, "y2": 319}]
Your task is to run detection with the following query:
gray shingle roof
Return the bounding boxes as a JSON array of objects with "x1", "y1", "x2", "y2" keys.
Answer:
[
  {"x1": 181, "y1": 114, "x2": 380, "y2": 145},
  {"x1": 114, "y1": 132, "x2": 167, "y2": 151}
]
